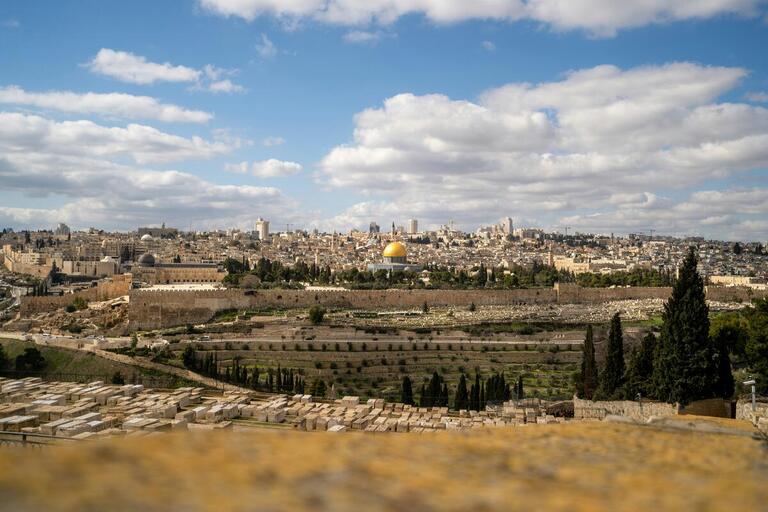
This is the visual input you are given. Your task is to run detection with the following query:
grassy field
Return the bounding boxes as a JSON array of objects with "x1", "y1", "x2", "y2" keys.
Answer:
[{"x1": 0, "y1": 338, "x2": 194, "y2": 388}]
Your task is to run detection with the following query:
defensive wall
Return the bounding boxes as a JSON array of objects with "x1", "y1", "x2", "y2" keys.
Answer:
[
  {"x1": 19, "y1": 274, "x2": 132, "y2": 316},
  {"x1": 126, "y1": 283, "x2": 768, "y2": 331}
]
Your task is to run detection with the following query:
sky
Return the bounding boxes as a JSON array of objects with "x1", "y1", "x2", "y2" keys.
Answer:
[{"x1": 0, "y1": 0, "x2": 767, "y2": 241}]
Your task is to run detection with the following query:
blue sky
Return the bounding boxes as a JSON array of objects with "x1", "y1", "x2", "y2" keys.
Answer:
[{"x1": 0, "y1": 0, "x2": 767, "y2": 240}]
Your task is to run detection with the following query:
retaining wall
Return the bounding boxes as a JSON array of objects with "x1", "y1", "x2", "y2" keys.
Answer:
[{"x1": 573, "y1": 396, "x2": 730, "y2": 421}]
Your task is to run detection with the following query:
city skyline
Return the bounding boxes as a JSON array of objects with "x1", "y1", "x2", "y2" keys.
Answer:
[{"x1": 1, "y1": 1, "x2": 768, "y2": 240}]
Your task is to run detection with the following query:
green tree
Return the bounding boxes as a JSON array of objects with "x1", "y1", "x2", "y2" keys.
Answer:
[
  {"x1": 181, "y1": 346, "x2": 197, "y2": 369},
  {"x1": 653, "y1": 248, "x2": 716, "y2": 405},
  {"x1": 745, "y1": 299, "x2": 768, "y2": 394},
  {"x1": 577, "y1": 325, "x2": 599, "y2": 399},
  {"x1": 454, "y1": 374, "x2": 469, "y2": 410},
  {"x1": 310, "y1": 379, "x2": 327, "y2": 397},
  {"x1": 597, "y1": 313, "x2": 625, "y2": 399},
  {"x1": 624, "y1": 332, "x2": 656, "y2": 398},
  {"x1": 111, "y1": 372, "x2": 126, "y2": 385},
  {"x1": 401, "y1": 376, "x2": 414, "y2": 405},
  {"x1": 0, "y1": 344, "x2": 8, "y2": 371},
  {"x1": 516, "y1": 375, "x2": 524, "y2": 400},
  {"x1": 711, "y1": 328, "x2": 735, "y2": 399},
  {"x1": 15, "y1": 347, "x2": 46, "y2": 372},
  {"x1": 710, "y1": 313, "x2": 749, "y2": 362},
  {"x1": 308, "y1": 306, "x2": 325, "y2": 325}
]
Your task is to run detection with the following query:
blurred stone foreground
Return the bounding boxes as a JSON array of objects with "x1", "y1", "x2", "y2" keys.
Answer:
[{"x1": 0, "y1": 419, "x2": 766, "y2": 512}]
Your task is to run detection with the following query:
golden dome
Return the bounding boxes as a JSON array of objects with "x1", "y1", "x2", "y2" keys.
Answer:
[{"x1": 383, "y1": 241, "x2": 407, "y2": 258}]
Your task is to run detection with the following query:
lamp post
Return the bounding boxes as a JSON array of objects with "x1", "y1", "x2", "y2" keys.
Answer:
[{"x1": 743, "y1": 379, "x2": 756, "y2": 412}]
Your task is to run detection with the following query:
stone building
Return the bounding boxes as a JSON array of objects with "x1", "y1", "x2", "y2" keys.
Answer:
[
  {"x1": 367, "y1": 242, "x2": 422, "y2": 273},
  {"x1": 130, "y1": 253, "x2": 226, "y2": 285}
]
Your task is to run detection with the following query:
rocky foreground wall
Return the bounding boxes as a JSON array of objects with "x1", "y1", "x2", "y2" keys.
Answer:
[
  {"x1": 574, "y1": 396, "x2": 731, "y2": 421},
  {"x1": 126, "y1": 284, "x2": 768, "y2": 331}
]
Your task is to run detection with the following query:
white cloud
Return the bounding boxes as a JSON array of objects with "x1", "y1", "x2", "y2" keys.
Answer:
[
  {"x1": 208, "y1": 79, "x2": 246, "y2": 93},
  {"x1": 198, "y1": 0, "x2": 764, "y2": 36},
  {"x1": 746, "y1": 91, "x2": 768, "y2": 102},
  {"x1": 0, "y1": 112, "x2": 240, "y2": 164},
  {"x1": 86, "y1": 49, "x2": 201, "y2": 85},
  {"x1": 482, "y1": 40, "x2": 496, "y2": 51},
  {"x1": 86, "y1": 49, "x2": 245, "y2": 93},
  {"x1": 316, "y1": 62, "x2": 768, "y2": 239},
  {"x1": 226, "y1": 158, "x2": 302, "y2": 177},
  {"x1": 559, "y1": 188, "x2": 768, "y2": 240},
  {"x1": 0, "y1": 85, "x2": 212, "y2": 123},
  {"x1": 262, "y1": 136, "x2": 285, "y2": 146},
  {"x1": 343, "y1": 30, "x2": 383, "y2": 43},
  {"x1": 526, "y1": 0, "x2": 764, "y2": 37},
  {"x1": 0, "y1": 112, "x2": 298, "y2": 231},
  {"x1": 256, "y1": 33, "x2": 278, "y2": 58},
  {"x1": 1, "y1": 19, "x2": 20, "y2": 28}
]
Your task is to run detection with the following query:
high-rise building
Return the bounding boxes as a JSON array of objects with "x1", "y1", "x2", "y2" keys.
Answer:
[
  {"x1": 501, "y1": 217, "x2": 513, "y2": 235},
  {"x1": 408, "y1": 218, "x2": 418, "y2": 235},
  {"x1": 255, "y1": 218, "x2": 270, "y2": 241},
  {"x1": 369, "y1": 222, "x2": 380, "y2": 234}
]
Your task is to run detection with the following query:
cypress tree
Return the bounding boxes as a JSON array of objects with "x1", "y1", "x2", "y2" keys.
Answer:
[
  {"x1": 653, "y1": 248, "x2": 715, "y2": 404},
  {"x1": 516, "y1": 375, "x2": 524, "y2": 400},
  {"x1": 401, "y1": 376, "x2": 415, "y2": 405},
  {"x1": 624, "y1": 332, "x2": 656, "y2": 399},
  {"x1": 479, "y1": 382, "x2": 485, "y2": 410},
  {"x1": 454, "y1": 374, "x2": 469, "y2": 410},
  {"x1": 578, "y1": 325, "x2": 599, "y2": 399},
  {"x1": 252, "y1": 367, "x2": 260, "y2": 390},
  {"x1": 470, "y1": 372, "x2": 481, "y2": 410},
  {"x1": 419, "y1": 383, "x2": 427, "y2": 407},
  {"x1": 598, "y1": 313, "x2": 625, "y2": 399},
  {"x1": 711, "y1": 329, "x2": 735, "y2": 399}
]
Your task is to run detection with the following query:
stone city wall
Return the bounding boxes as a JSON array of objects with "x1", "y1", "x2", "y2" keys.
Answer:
[
  {"x1": 705, "y1": 286, "x2": 768, "y2": 303},
  {"x1": 20, "y1": 274, "x2": 132, "y2": 316},
  {"x1": 126, "y1": 284, "x2": 768, "y2": 331},
  {"x1": 128, "y1": 288, "x2": 558, "y2": 330},
  {"x1": 555, "y1": 283, "x2": 673, "y2": 303}
]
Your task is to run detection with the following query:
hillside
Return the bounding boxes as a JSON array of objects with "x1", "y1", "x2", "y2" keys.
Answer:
[
  {"x1": 0, "y1": 339, "x2": 193, "y2": 388},
  {"x1": 0, "y1": 421, "x2": 765, "y2": 511}
]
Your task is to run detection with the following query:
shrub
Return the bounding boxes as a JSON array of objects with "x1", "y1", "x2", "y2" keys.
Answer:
[
  {"x1": 308, "y1": 306, "x2": 325, "y2": 325},
  {"x1": 71, "y1": 297, "x2": 88, "y2": 311}
]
